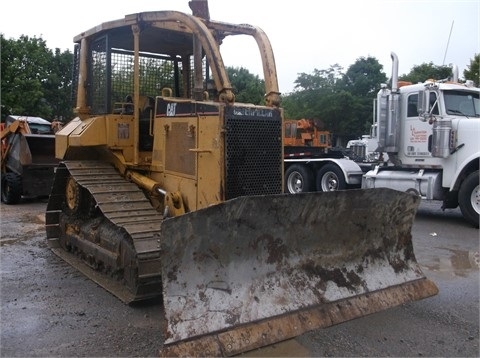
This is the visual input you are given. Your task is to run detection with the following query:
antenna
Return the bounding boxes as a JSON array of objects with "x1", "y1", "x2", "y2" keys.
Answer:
[{"x1": 442, "y1": 20, "x2": 454, "y2": 65}]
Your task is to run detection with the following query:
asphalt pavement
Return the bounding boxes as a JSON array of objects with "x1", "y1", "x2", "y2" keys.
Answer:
[{"x1": 0, "y1": 198, "x2": 478, "y2": 357}]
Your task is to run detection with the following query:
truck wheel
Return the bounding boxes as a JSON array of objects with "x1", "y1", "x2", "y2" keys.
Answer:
[
  {"x1": 284, "y1": 164, "x2": 314, "y2": 193},
  {"x1": 1, "y1": 172, "x2": 23, "y2": 204},
  {"x1": 458, "y1": 170, "x2": 479, "y2": 228},
  {"x1": 316, "y1": 164, "x2": 346, "y2": 192}
]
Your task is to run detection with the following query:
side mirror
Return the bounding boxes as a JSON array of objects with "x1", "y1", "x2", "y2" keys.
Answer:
[{"x1": 417, "y1": 90, "x2": 429, "y2": 122}]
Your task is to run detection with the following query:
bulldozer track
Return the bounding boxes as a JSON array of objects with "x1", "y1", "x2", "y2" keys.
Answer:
[{"x1": 45, "y1": 161, "x2": 163, "y2": 303}]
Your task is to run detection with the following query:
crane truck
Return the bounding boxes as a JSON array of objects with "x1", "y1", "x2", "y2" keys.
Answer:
[
  {"x1": 44, "y1": 1, "x2": 438, "y2": 355},
  {"x1": 283, "y1": 118, "x2": 360, "y2": 193},
  {"x1": 285, "y1": 53, "x2": 479, "y2": 228},
  {"x1": 283, "y1": 118, "x2": 332, "y2": 149}
]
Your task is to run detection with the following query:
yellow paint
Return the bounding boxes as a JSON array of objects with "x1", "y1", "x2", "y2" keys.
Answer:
[{"x1": 150, "y1": 105, "x2": 223, "y2": 212}]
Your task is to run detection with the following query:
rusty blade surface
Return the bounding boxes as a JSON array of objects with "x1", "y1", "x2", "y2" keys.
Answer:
[
  {"x1": 159, "y1": 188, "x2": 438, "y2": 354},
  {"x1": 159, "y1": 279, "x2": 438, "y2": 357}
]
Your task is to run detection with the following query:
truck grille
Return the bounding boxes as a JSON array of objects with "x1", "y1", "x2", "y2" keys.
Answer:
[{"x1": 350, "y1": 144, "x2": 367, "y2": 161}]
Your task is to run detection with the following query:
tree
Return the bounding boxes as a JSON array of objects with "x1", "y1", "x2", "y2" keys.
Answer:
[
  {"x1": 1, "y1": 35, "x2": 73, "y2": 122},
  {"x1": 283, "y1": 57, "x2": 387, "y2": 142},
  {"x1": 399, "y1": 62, "x2": 452, "y2": 84},
  {"x1": 44, "y1": 48, "x2": 75, "y2": 121},
  {"x1": 342, "y1": 56, "x2": 387, "y2": 97},
  {"x1": 341, "y1": 57, "x2": 387, "y2": 136},
  {"x1": 226, "y1": 67, "x2": 265, "y2": 105},
  {"x1": 293, "y1": 64, "x2": 343, "y2": 92},
  {"x1": 317, "y1": 90, "x2": 363, "y2": 137},
  {"x1": 464, "y1": 54, "x2": 480, "y2": 86},
  {"x1": 284, "y1": 64, "x2": 345, "y2": 120}
]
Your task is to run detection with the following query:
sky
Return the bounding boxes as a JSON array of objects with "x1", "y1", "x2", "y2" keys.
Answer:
[{"x1": 1, "y1": 0, "x2": 479, "y2": 94}]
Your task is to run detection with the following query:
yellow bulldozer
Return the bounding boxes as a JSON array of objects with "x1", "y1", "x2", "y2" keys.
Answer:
[{"x1": 45, "y1": 0, "x2": 438, "y2": 355}]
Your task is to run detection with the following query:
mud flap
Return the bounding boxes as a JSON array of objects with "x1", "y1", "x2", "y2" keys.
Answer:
[{"x1": 159, "y1": 188, "x2": 438, "y2": 356}]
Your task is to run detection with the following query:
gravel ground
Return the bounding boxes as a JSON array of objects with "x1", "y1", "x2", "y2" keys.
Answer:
[{"x1": 1, "y1": 198, "x2": 478, "y2": 357}]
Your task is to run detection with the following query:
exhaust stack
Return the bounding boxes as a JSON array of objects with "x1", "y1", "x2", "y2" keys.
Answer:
[{"x1": 391, "y1": 52, "x2": 399, "y2": 92}]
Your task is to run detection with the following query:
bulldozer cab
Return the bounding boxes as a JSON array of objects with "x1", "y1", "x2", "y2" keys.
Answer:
[
  {"x1": 55, "y1": 6, "x2": 283, "y2": 211},
  {"x1": 65, "y1": 8, "x2": 279, "y2": 149}
]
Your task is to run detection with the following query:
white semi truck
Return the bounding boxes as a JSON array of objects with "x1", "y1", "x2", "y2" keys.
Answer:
[
  {"x1": 364, "y1": 52, "x2": 479, "y2": 227},
  {"x1": 285, "y1": 52, "x2": 479, "y2": 227}
]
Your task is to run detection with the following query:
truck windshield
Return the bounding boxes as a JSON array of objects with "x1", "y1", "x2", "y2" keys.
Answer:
[{"x1": 444, "y1": 90, "x2": 480, "y2": 117}]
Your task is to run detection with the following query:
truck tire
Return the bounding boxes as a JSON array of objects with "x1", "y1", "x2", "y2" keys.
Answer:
[
  {"x1": 316, "y1": 164, "x2": 346, "y2": 192},
  {"x1": 1, "y1": 172, "x2": 23, "y2": 204},
  {"x1": 458, "y1": 170, "x2": 479, "y2": 228},
  {"x1": 284, "y1": 164, "x2": 314, "y2": 193}
]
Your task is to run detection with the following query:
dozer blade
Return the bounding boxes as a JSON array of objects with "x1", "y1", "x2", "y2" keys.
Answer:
[{"x1": 159, "y1": 188, "x2": 438, "y2": 357}]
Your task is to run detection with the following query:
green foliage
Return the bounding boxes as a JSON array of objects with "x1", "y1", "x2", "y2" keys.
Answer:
[
  {"x1": 283, "y1": 56, "x2": 387, "y2": 141},
  {"x1": 293, "y1": 64, "x2": 343, "y2": 91},
  {"x1": 226, "y1": 67, "x2": 265, "y2": 105},
  {"x1": 399, "y1": 62, "x2": 453, "y2": 83},
  {"x1": 1, "y1": 34, "x2": 73, "y2": 122},
  {"x1": 317, "y1": 91, "x2": 361, "y2": 136},
  {"x1": 342, "y1": 57, "x2": 387, "y2": 97},
  {"x1": 464, "y1": 54, "x2": 480, "y2": 86},
  {"x1": 285, "y1": 64, "x2": 345, "y2": 124},
  {"x1": 45, "y1": 48, "x2": 74, "y2": 120}
]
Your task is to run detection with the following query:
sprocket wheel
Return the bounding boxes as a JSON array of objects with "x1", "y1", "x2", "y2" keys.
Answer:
[{"x1": 65, "y1": 176, "x2": 82, "y2": 214}]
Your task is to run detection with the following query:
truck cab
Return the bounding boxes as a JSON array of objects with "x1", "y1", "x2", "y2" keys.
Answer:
[{"x1": 364, "y1": 52, "x2": 479, "y2": 227}]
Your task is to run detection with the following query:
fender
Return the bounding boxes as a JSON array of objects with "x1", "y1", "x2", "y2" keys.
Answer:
[
  {"x1": 284, "y1": 157, "x2": 363, "y2": 185},
  {"x1": 450, "y1": 153, "x2": 480, "y2": 191}
]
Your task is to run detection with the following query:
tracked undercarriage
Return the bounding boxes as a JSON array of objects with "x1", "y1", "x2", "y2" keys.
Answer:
[{"x1": 45, "y1": 161, "x2": 163, "y2": 303}]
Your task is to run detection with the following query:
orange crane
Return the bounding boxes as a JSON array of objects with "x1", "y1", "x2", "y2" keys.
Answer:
[{"x1": 284, "y1": 118, "x2": 332, "y2": 149}]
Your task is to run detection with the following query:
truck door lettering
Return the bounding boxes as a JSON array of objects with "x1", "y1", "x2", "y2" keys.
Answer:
[{"x1": 409, "y1": 125, "x2": 427, "y2": 143}]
